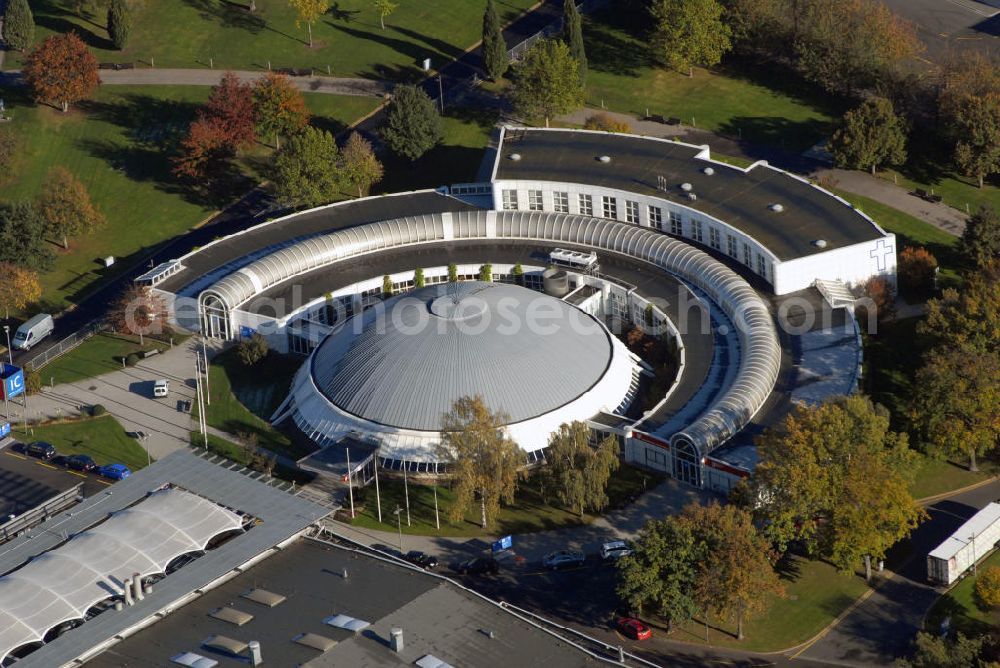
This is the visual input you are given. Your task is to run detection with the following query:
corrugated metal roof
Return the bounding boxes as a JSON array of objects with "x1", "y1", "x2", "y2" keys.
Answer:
[
  {"x1": 929, "y1": 502, "x2": 1000, "y2": 561},
  {"x1": 311, "y1": 281, "x2": 613, "y2": 431}
]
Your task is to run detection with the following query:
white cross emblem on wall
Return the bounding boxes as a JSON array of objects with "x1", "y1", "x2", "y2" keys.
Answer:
[{"x1": 869, "y1": 238, "x2": 894, "y2": 272}]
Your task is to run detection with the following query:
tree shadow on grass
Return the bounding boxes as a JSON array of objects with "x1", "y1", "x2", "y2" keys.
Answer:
[
  {"x1": 32, "y1": 0, "x2": 115, "y2": 52},
  {"x1": 391, "y1": 25, "x2": 466, "y2": 63},
  {"x1": 327, "y1": 2, "x2": 361, "y2": 23},
  {"x1": 180, "y1": 0, "x2": 266, "y2": 34},
  {"x1": 716, "y1": 115, "x2": 831, "y2": 155},
  {"x1": 326, "y1": 21, "x2": 428, "y2": 76},
  {"x1": 78, "y1": 94, "x2": 202, "y2": 147},
  {"x1": 583, "y1": 11, "x2": 649, "y2": 77}
]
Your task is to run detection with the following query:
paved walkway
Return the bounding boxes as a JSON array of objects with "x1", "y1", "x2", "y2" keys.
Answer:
[
  {"x1": 0, "y1": 68, "x2": 390, "y2": 96},
  {"x1": 25, "y1": 339, "x2": 202, "y2": 460},
  {"x1": 558, "y1": 108, "x2": 968, "y2": 238}
]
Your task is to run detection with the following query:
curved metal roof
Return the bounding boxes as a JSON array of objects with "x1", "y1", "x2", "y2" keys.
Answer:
[
  {"x1": 310, "y1": 281, "x2": 614, "y2": 431},
  {"x1": 202, "y1": 209, "x2": 780, "y2": 459},
  {"x1": 0, "y1": 488, "x2": 243, "y2": 663}
]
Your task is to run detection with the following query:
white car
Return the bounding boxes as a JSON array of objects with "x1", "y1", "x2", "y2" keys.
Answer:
[
  {"x1": 542, "y1": 549, "x2": 585, "y2": 570},
  {"x1": 601, "y1": 540, "x2": 632, "y2": 561},
  {"x1": 153, "y1": 379, "x2": 169, "y2": 398}
]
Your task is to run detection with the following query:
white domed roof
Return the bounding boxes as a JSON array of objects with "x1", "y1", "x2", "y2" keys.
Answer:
[{"x1": 309, "y1": 281, "x2": 613, "y2": 431}]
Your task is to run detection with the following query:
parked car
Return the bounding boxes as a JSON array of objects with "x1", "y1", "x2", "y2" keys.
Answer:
[
  {"x1": 601, "y1": 540, "x2": 632, "y2": 561},
  {"x1": 65, "y1": 454, "x2": 97, "y2": 472},
  {"x1": 96, "y1": 463, "x2": 131, "y2": 480},
  {"x1": 12, "y1": 313, "x2": 54, "y2": 351},
  {"x1": 616, "y1": 617, "x2": 652, "y2": 641},
  {"x1": 542, "y1": 549, "x2": 586, "y2": 570},
  {"x1": 153, "y1": 379, "x2": 169, "y2": 398},
  {"x1": 403, "y1": 551, "x2": 439, "y2": 570},
  {"x1": 25, "y1": 441, "x2": 57, "y2": 460},
  {"x1": 457, "y1": 557, "x2": 499, "y2": 575}
]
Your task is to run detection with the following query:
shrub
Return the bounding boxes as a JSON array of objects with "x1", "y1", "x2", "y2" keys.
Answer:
[
  {"x1": 478, "y1": 263, "x2": 493, "y2": 282},
  {"x1": 897, "y1": 246, "x2": 938, "y2": 298},
  {"x1": 236, "y1": 332, "x2": 268, "y2": 366},
  {"x1": 24, "y1": 369, "x2": 41, "y2": 395},
  {"x1": 584, "y1": 112, "x2": 632, "y2": 134},
  {"x1": 124, "y1": 353, "x2": 140, "y2": 367},
  {"x1": 975, "y1": 566, "x2": 1000, "y2": 610},
  {"x1": 91, "y1": 404, "x2": 107, "y2": 416}
]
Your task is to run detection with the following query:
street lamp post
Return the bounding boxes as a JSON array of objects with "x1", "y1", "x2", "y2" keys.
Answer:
[
  {"x1": 393, "y1": 505, "x2": 404, "y2": 556},
  {"x1": 3, "y1": 326, "x2": 11, "y2": 365}
]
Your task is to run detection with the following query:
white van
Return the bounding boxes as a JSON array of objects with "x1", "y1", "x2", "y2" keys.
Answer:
[
  {"x1": 153, "y1": 379, "x2": 169, "y2": 398},
  {"x1": 13, "y1": 314, "x2": 54, "y2": 351}
]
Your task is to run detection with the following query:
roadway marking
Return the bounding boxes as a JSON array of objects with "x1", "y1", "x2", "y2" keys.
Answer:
[
  {"x1": 788, "y1": 587, "x2": 876, "y2": 660},
  {"x1": 37, "y1": 462, "x2": 57, "y2": 470},
  {"x1": 942, "y1": 0, "x2": 1000, "y2": 17},
  {"x1": 97, "y1": 479, "x2": 112, "y2": 486},
  {"x1": 3, "y1": 452, "x2": 25, "y2": 460},
  {"x1": 67, "y1": 471, "x2": 87, "y2": 478}
]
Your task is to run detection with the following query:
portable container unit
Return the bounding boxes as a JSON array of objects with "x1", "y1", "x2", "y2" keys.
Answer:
[{"x1": 927, "y1": 502, "x2": 1000, "y2": 585}]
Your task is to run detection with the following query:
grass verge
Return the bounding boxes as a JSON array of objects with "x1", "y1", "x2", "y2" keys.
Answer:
[
  {"x1": 36, "y1": 331, "x2": 184, "y2": 385},
  {"x1": 18, "y1": 414, "x2": 150, "y2": 471},
  {"x1": 927, "y1": 549, "x2": 1000, "y2": 637},
  {"x1": 348, "y1": 464, "x2": 662, "y2": 538},
  {"x1": 190, "y1": 431, "x2": 312, "y2": 485}
]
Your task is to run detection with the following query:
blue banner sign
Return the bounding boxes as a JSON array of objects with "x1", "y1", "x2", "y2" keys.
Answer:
[
  {"x1": 492, "y1": 535, "x2": 513, "y2": 553},
  {"x1": 0, "y1": 365, "x2": 24, "y2": 400},
  {"x1": 0, "y1": 422, "x2": 10, "y2": 439}
]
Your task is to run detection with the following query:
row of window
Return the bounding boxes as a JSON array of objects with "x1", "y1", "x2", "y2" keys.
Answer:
[{"x1": 500, "y1": 189, "x2": 773, "y2": 282}]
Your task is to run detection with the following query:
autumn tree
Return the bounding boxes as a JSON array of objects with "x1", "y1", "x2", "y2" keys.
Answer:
[
  {"x1": 205, "y1": 71, "x2": 256, "y2": 151},
  {"x1": 897, "y1": 246, "x2": 938, "y2": 298},
  {"x1": 438, "y1": 395, "x2": 523, "y2": 530},
  {"x1": 976, "y1": 567, "x2": 1000, "y2": 610},
  {"x1": 545, "y1": 421, "x2": 620, "y2": 517},
  {"x1": 830, "y1": 97, "x2": 907, "y2": 176},
  {"x1": 107, "y1": 285, "x2": 168, "y2": 338},
  {"x1": 687, "y1": 502, "x2": 784, "y2": 640},
  {"x1": 953, "y1": 93, "x2": 1000, "y2": 189},
  {"x1": 855, "y1": 275, "x2": 896, "y2": 329},
  {"x1": 562, "y1": 0, "x2": 587, "y2": 84},
  {"x1": 911, "y1": 347, "x2": 1000, "y2": 472},
  {"x1": 0, "y1": 202, "x2": 52, "y2": 270},
  {"x1": 649, "y1": 0, "x2": 731, "y2": 77},
  {"x1": 172, "y1": 116, "x2": 234, "y2": 183},
  {"x1": 0, "y1": 129, "x2": 19, "y2": 184},
  {"x1": 920, "y1": 269, "x2": 1000, "y2": 354},
  {"x1": 23, "y1": 32, "x2": 100, "y2": 113},
  {"x1": 374, "y1": 0, "x2": 397, "y2": 30},
  {"x1": 482, "y1": 0, "x2": 508, "y2": 81},
  {"x1": 269, "y1": 126, "x2": 343, "y2": 207},
  {"x1": 939, "y1": 52, "x2": 1000, "y2": 125},
  {"x1": 617, "y1": 516, "x2": 703, "y2": 632},
  {"x1": 753, "y1": 395, "x2": 926, "y2": 579},
  {"x1": 340, "y1": 131, "x2": 384, "y2": 197},
  {"x1": 253, "y1": 72, "x2": 309, "y2": 149},
  {"x1": 794, "y1": 0, "x2": 921, "y2": 95},
  {"x1": 236, "y1": 332, "x2": 269, "y2": 366},
  {"x1": 107, "y1": 0, "x2": 132, "y2": 50},
  {"x1": 382, "y1": 84, "x2": 443, "y2": 160},
  {"x1": 584, "y1": 112, "x2": 632, "y2": 133},
  {"x1": 288, "y1": 0, "x2": 329, "y2": 47},
  {"x1": 36, "y1": 167, "x2": 106, "y2": 249},
  {"x1": 0, "y1": 263, "x2": 41, "y2": 319},
  {"x1": 961, "y1": 206, "x2": 1000, "y2": 270},
  {"x1": 509, "y1": 39, "x2": 583, "y2": 127},
  {"x1": 3, "y1": 0, "x2": 34, "y2": 51},
  {"x1": 720, "y1": 0, "x2": 784, "y2": 55}
]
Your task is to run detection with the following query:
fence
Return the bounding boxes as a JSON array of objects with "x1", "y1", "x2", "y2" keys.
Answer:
[
  {"x1": 0, "y1": 483, "x2": 84, "y2": 544},
  {"x1": 25, "y1": 321, "x2": 105, "y2": 372}
]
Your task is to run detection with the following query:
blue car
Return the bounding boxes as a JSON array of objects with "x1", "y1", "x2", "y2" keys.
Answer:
[{"x1": 96, "y1": 463, "x2": 131, "y2": 480}]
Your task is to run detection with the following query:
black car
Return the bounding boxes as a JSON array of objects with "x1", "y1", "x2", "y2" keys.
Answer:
[
  {"x1": 25, "y1": 441, "x2": 57, "y2": 460},
  {"x1": 457, "y1": 557, "x2": 499, "y2": 575},
  {"x1": 404, "y1": 551, "x2": 439, "y2": 570},
  {"x1": 66, "y1": 454, "x2": 97, "y2": 472}
]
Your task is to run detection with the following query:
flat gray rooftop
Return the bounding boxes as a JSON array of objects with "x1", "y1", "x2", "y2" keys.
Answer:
[
  {"x1": 494, "y1": 129, "x2": 884, "y2": 261},
  {"x1": 85, "y1": 537, "x2": 604, "y2": 668},
  {"x1": 158, "y1": 191, "x2": 481, "y2": 295},
  {"x1": 4, "y1": 449, "x2": 329, "y2": 667}
]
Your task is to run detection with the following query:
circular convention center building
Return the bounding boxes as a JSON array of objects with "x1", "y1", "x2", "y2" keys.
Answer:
[{"x1": 144, "y1": 127, "x2": 889, "y2": 492}]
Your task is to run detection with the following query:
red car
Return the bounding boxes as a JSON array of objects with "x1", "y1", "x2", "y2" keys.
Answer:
[{"x1": 616, "y1": 617, "x2": 652, "y2": 641}]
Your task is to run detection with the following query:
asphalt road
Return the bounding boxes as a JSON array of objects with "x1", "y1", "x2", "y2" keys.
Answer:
[
  {"x1": 0, "y1": 442, "x2": 111, "y2": 518},
  {"x1": 882, "y1": 0, "x2": 1000, "y2": 67}
]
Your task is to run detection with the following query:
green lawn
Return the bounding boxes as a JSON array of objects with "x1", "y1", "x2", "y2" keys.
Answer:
[
  {"x1": 199, "y1": 348, "x2": 309, "y2": 459},
  {"x1": 349, "y1": 464, "x2": 662, "y2": 538},
  {"x1": 882, "y1": 167, "x2": 1000, "y2": 221},
  {"x1": 8, "y1": 0, "x2": 537, "y2": 76},
  {"x1": 18, "y1": 414, "x2": 151, "y2": 471},
  {"x1": 0, "y1": 85, "x2": 379, "y2": 312},
  {"x1": 927, "y1": 549, "x2": 1000, "y2": 637},
  {"x1": 583, "y1": 10, "x2": 840, "y2": 153},
  {"x1": 910, "y1": 456, "x2": 993, "y2": 501},
  {"x1": 657, "y1": 555, "x2": 869, "y2": 652},
  {"x1": 34, "y1": 332, "x2": 178, "y2": 384}
]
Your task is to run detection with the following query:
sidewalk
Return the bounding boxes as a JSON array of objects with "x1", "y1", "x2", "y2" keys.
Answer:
[
  {"x1": 557, "y1": 107, "x2": 967, "y2": 238},
  {"x1": 0, "y1": 68, "x2": 390, "y2": 96}
]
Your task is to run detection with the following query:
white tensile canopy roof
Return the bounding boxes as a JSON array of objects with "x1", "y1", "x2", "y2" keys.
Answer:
[{"x1": 0, "y1": 487, "x2": 244, "y2": 662}]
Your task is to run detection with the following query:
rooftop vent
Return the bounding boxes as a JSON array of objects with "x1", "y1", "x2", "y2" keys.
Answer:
[
  {"x1": 509, "y1": 153, "x2": 522, "y2": 161},
  {"x1": 680, "y1": 182, "x2": 693, "y2": 192},
  {"x1": 687, "y1": 192, "x2": 698, "y2": 201},
  {"x1": 390, "y1": 627, "x2": 405, "y2": 653},
  {"x1": 598, "y1": 155, "x2": 611, "y2": 163},
  {"x1": 703, "y1": 167, "x2": 715, "y2": 175},
  {"x1": 770, "y1": 203, "x2": 785, "y2": 213},
  {"x1": 813, "y1": 239, "x2": 828, "y2": 249}
]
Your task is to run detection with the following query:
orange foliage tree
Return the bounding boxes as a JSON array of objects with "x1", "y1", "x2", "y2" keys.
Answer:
[
  {"x1": 22, "y1": 32, "x2": 100, "y2": 113},
  {"x1": 897, "y1": 246, "x2": 938, "y2": 297},
  {"x1": 205, "y1": 71, "x2": 257, "y2": 151},
  {"x1": 0, "y1": 263, "x2": 42, "y2": 320},
  {"x1": 172, "y1": 117, "x2": 234, "y2": 182},
  {"x1": 253, "y1": 72, "x2": 309, "y2": 149}
]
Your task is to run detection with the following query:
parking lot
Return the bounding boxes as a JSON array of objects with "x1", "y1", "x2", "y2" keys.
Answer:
[{"x1": 0, "y1": 440, "x2": 112, "y2": 519}]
